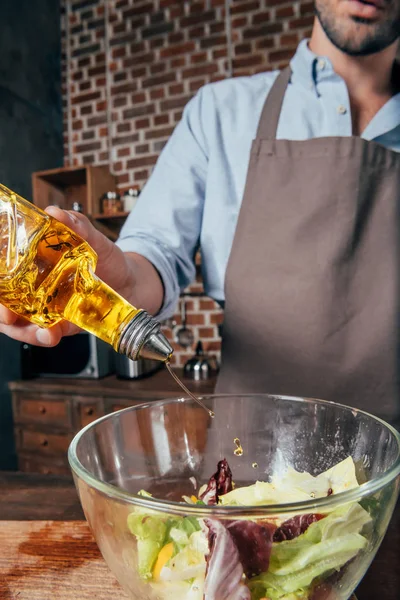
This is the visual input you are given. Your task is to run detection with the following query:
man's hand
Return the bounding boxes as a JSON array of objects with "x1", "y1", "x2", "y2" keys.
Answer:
[{"x1": 0, "y1": 205, "x2": 164, "y2": 347}]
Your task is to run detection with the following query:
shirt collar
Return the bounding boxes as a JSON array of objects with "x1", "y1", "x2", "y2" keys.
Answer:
[{"x1": 290, "y1": 39, "x2": 336, "y2": 96}]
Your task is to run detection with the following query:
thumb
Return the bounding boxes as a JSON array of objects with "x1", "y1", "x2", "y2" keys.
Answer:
[{"x1": 44, "y1": 206, "x2": 115, "y2": 265}]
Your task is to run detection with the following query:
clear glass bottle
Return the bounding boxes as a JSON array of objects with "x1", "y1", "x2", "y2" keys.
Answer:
[{"x1": 0, "y1": 184, "x2": 172, "y2": 362}]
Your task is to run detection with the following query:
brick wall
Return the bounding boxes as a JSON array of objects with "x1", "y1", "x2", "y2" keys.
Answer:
[{"x1": 61, "y1": 0, "x2": 313, "y2": 366}]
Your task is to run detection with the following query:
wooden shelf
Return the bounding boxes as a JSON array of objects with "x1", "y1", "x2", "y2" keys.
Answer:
[{"x1": 91, "y1": 212, "x2": 129, "y2": 220}]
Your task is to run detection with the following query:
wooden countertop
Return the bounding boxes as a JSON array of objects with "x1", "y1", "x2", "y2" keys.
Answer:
[
  {"x1": 0, "y1": 472, "x2": 398, "y2": 600},
  {"x1": 8, "y1": 368, "x2": 217, "y2": 399}
]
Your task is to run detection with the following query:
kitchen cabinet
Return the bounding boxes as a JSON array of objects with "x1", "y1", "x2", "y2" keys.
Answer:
[{"x1": 9, "y1": 370, "x2": 216, "y2": 475}]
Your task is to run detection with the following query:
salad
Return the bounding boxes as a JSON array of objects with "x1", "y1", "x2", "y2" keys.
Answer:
[{"x1": 127, "y1": 457, "x2": 371, "y2": 600}]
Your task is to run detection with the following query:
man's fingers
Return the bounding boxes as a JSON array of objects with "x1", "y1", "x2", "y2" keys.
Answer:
[
  {"x1": 0, "y1": 317, "x2": 80, "y2": 347},
  {"x1": 0, "y1": 305, "x2": 19, "y2": 326}
]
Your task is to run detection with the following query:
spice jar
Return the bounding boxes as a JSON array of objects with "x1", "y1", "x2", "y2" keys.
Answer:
[{"x1": 101, "y1": 191, "x2": 122, "y2": 215}]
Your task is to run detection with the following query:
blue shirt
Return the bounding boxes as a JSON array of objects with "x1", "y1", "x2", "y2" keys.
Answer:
[{"x1": 117, "y1": 40, "x2": 400, "y2": 320}]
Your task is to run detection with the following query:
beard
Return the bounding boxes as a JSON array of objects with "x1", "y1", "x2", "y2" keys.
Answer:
[{"x1": 315, "y1": 0, "x2": 400, "y2": 55}]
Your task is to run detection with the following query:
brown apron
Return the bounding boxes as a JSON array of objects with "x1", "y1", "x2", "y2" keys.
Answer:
[{"x1": 216, "y1": 67, "x2": 400, "y2": 425}]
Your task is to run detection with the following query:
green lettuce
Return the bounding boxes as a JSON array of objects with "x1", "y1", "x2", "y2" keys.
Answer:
[{"x1": 249, "y1": 503, "x2": 371, "y2": 599}]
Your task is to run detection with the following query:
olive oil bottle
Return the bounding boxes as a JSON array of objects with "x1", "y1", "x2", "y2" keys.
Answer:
[{"x1": 0, "y1": 184, "x2": 172, "y2": 362}]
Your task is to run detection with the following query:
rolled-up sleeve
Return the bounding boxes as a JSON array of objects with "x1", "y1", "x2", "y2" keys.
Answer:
[{"x1": 116, "y1": 87, "x2": 209, "y2": 321}]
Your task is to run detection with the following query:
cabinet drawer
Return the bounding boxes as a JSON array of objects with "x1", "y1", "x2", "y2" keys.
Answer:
[
  {"x1": 17, "y1": 429, "x2": 72, "y2": 456},
  {"x1": 15, "y1": 396, "x2": 70, "y2": 427},
  {"x1": 78, "y1": 401, "x2": 103, "y2": 428},
  {"x1": 18, "y1": 454, "x2": 70, "y2": 475}
]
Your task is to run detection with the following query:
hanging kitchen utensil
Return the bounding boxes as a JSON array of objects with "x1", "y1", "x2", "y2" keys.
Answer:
[
  {"x1": 174, "y1": 298, "x2": 194, "y2": 348},
  {"x1": 183, "y1": 340, "x2": 219, "y2": 380}
]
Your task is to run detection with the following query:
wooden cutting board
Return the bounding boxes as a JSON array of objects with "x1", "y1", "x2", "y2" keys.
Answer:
[
  {"x1": 0, "y1": 520, "x2": 358, "y2": 600},
  {"x1": 0, "y1": 521, "x2": 129, "y2": 600}
]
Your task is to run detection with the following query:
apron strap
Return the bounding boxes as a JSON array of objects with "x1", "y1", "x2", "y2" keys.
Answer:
[{"x1": 256, "y1": 66, "x2": 292, "y2": 140}]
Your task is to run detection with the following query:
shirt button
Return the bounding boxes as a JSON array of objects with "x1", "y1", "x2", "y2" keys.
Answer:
[
  {"x1": 337, "y1": 104, "x2": 347, "y2": 115},
  {"x1": 317, "y1": 59, "x2": 326, "y2": 70}
]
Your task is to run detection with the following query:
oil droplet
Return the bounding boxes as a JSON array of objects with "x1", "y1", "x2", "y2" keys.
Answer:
[
  {"x1": 310, "y1": 492, "x2": 316, "y2": 499},
  {"x1": 252, "y1": 462, "x2": 258, "y2": 468},
  {"x1": 209, "y1": 410, "x2": 215, "y2": 418},
  {"x1": 233, "y1": 437, "x2": 244, "y2": 456}
]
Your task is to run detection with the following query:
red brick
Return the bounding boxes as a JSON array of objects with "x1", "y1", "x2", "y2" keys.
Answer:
[
  {"x1": 112, "y1": 133, "x2": 139, "y2": 145},
  {"x1": 71, "y1": 90, "x2": 101, "y2": 104},
  {"x1": 135, "y1": 143, "x2": 150, "y2": 154},
  {"x1": 127, "y1": 155, "x2": 158, "y2": 169},
  {"x1": 170, "y1": 57, "x2": 186, "y2": 68},
  {"x1": 154, "y1": 114, "x2": 170, "y2": 126},
  {"x1": 150, "y1": 88, "x2": 165, "y2": 99},
  {"x1": 169, "y1": 83, "x2": 184, "y2": 95},
  {"x1": 212, "y1": 48, "x2": 227, "y2": 59},
  {"x1": 205, "y1": 341, "x2": 221, "y2": 351},
  {"x1": 168, "y1": 32, "x2": 185, "y2": 44},
  {"x1": 160, "y1": 95, "x2": 191, "y2": 111},
  {"x1": 80, "y1": 105, "x2": 93, "y2": 115},
  {"x1": 117, "y1": 122, "x2": 131, "y2": 133},
  {"x1": 135, "y1": 118, "x2": 151, "y2": 129},
  {"x1": 117, "y1": 173, "x2": 130, "y2": 185},
  {"x1": 191, "y1": 52, "x2": 208, "y2": 64},
  {"x1": 112, "y1": 46, "x2": 127, "y2": 59},
  {"x1": 180, "y1": 10, "x2": 215, "y2": 28},
  {"x1": 75, "y1": 141, "x2": 101, "y2": 153},
  {"x1": 189, "y1": 79, "x2": 206, "y2": 92},
  {"x1": 134, "y1": 169, "x2": 150, "y2": 181},
  {"x1": 198, "y1": 327, "x2": 216, "y2": 338},
  {"x1": 145, "y1": 126, "x2": 174, "y2": 139},
  {"x1": 210, "y1": 313, "x2": 224, "y2": 325},
  {"x1": 169, "y1": 5, "x2": 185, "y2": 18},
  {"x1": 123, "y1": 52, "x2": 154, "y2": 67},
  {"x1": 189, "y1": 1, "x2": 205, "y2": 14},
  {"x1": 88, "y1": 115, "x2": 107, "y2": 126},
  {"x1": 269, "y1": 49, "x2": 295, "y2": 62},
  {"x1": 210, "y1": 22, "x2": 225, "y2": 34},
  {"x1": 243, "y1": 23, "x2": 283, "y2": 38},
  {"x1": 234, "y1": 42, "x2": 252, "y2": 55},
  {"x1": 150, "y1": 62, "x2": 167, "y2": 75},
  {"x1": 233, "y1": 54, "x2": 263, "y2": 69},
  {"x1": 142, "y1": 72, "x2": 176, "y2": 88},
  {"x1": 132, "y1": 67, "x2": 147, "y2": 78},
  {"x1": 252, "y1": 10, "x2": 271, "y2": 25},
  {"x1": 276, "y1": 6, "x2": 295, "y2": 18},
  {"x1": 132, "y1": 92, "x2": 147, "y2": 103},
  {"x1": 149, "y1": 38, "x2": 165, "y2": 49},
  {"x1": 289, "y1": 16, "x2": 315, "y2": 28},
  {"x1": 186, "y1": 313, "x2": 205, "y2": 325},
  {"x1": 231, "y1": 1, "x2": 260, "y2": 15},
  {"x1": 160, "y1": 42, "x2": 196, "y2": 58},
  {"x1": 300, "y1": 2, "x2": 315, "y2": 15},
  {"x1": 189, "y1": 26, "x2": 205, "y2": 39},
  {"x1": 200, "y1": 299, "x2": 218, "y2": 310},
  {"x1": 96, "y1": 101, "x2": 106, "y2": 111},
  {"x1": 112, "y1": 82, "x2": 138, "y2": 95},
  {"x1": 72, "y1": 120, "x2": 83, "y2": 130},
  {"x1": 280, "y1": 33, "x2": 299, "y2": 46},
  {"x1": 99, "y1": 126, "x2": 108, "y2": 137},
  {"x1": 123, "y1": 104, "x2": 155, "y2": 119},
  {"x1": 117, "y1": 147, "x2": 131, "y2": 157},
  {"x1": 96, "y1": 77, "x2": 106, "y2": 86},
  {"x1": 231, "y1": 16, "x2": 248, "y2": 28},
  {"x1": 130, "y1": 41, "x2": 146, "y2": 54},
  {"x1": 113, "y1": 96, "x2": 127, "y2": 108},
  {"x1": 256, "y1": 38, "x2": 275, "y2": 49},
  {"x1": 87, "y1": 64, "x2": 105, "y2": 77},
  {"x1": 122, "y1": 3, "x2": 153, "y2": 18},
  {"x1": 182, "y1": 64, "x2": 219, "y2": 78},
  {"x1": 200, "y1": 35, "x2": 227, "y2": 49}
]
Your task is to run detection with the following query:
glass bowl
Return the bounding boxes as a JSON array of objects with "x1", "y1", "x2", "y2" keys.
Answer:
[{"x1": 68, "y1": 394, "x2": 400, "y2": 600}]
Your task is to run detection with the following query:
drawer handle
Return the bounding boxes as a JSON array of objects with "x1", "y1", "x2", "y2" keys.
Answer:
[
  {"x1": 85, "y1": 407, "x2": 94, "y2": 416},
  {"x1": 39, "y1": 406, "x2": 47, "y2": 414},
  {"x1": 41, "y1": 439, "x2": 49, "y2": 447}
]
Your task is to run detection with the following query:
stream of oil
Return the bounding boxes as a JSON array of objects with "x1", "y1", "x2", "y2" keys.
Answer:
[{"x1": 165, "y1": 361, "x2": 214, "y2": 418}]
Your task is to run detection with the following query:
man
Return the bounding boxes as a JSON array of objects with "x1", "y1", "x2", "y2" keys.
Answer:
[{"x1": 1, "y1": 0, "x2": 400, "y2": 422}]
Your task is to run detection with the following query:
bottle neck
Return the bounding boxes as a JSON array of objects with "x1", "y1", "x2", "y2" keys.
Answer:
[{"x1": 118, "y1": 310, "x2": 173, "y2": 362}]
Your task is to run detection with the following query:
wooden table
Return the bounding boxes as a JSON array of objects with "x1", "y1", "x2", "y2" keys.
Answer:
[{"x1": 0, "y1": 472, "x2": 398, "y2": 599}]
